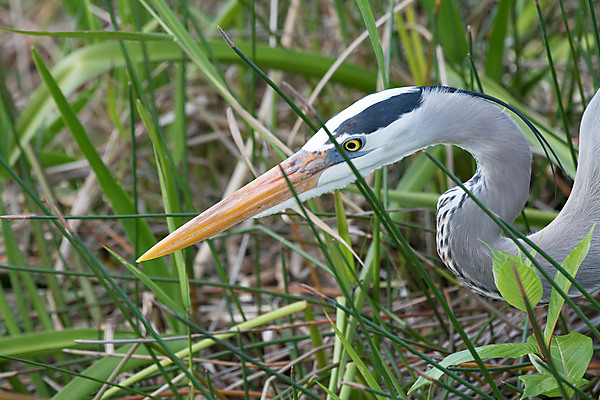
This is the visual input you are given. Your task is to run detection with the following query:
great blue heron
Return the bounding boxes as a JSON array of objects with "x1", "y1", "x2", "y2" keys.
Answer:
[{"x1": 137, "y1": 86, "x2": 600, "y2": 302}]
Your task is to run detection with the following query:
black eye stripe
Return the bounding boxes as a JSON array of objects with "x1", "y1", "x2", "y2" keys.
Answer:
[{"x1": 333, "y1": 90, "x2": 423, "y2": 137}]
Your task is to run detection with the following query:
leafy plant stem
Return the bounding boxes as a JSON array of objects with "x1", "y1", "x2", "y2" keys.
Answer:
[
  {"x1": 509, "y1": 262, "x2": 546, "y2": 361},
  {"x1": 426, "y1": 152, "x2": 600, "y2": 339}
]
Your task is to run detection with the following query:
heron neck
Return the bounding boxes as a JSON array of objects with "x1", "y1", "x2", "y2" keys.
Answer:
[
  {"x1": 424, "y1": 92, "x2": 532, "y2": 297},
  {"x1": 420, "y1": 88, "x2": 600, "y2": 302}
]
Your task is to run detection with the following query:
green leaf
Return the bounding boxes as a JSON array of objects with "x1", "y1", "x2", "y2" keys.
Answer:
[
  {"x1": 38, "y1": 150, "x2": 77, "y2": 167},
  {"x1": 484, "y1": 0, "x2": 511, "y2": 81},
  {"x1": 0, "y1": 26, "x2": 171, "y2": 41},
  {"x1": 544, "y1": 224, "x2": 595, "y2": 340},
  {"x1": 524, "y1": 332, "x2": 592, "y2": 398},
  {"x1": 421, "y1": 0, "x2": 468, "y2": 65},
  {"x1": 521, "y1": 372, "x2": 589, "y2": 398},
  {"x1": 552, "y1": 332, "x2": 593, "y2": 381},
  {"x1": 538, "y1": 377, "x2": 589, "y2": 398},
  {"x1": 409, "y1": 342, "x2": 537, "y2": 393},
  {"x1": 355, "y1": 0, "x2": 388, "y2": 88},
  {"x1": 496, "y1": 258, "x2": 543, "y2": 310},
  {"x1": 520, "y1": 373, "x2": 588, "y2": 398},
  {"x1": 486, "y1": 244, "x2": 517, "y2": 287},
  {"x1": 520, "y1": 374, "x2": 557, "y2": 398}
]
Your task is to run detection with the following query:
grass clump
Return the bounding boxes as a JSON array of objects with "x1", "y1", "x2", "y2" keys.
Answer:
[{"x1": 0, "y1": 0, "x2": 598, "y2": 399}]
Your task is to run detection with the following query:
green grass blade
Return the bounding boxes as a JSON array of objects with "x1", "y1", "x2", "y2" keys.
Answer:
[
  {"x1": 355, "y1": 0, "x2": 388, "y2": 88},
  {"x1": 0, "y1": 26, "x2": 170, "y2": 41},
  {"x1": 544, "y1": 224, "x2": 595, "y2": 341},
  {"x1": 422, "y1": 0, "x2": 468, "y2": 65},
  {"x1": 485, "y1": 0, "x2": 511, "y2": 81},
  {"x1": 106, "y1": 247, "x2": 185, "y2": 315},
  {"x1": 137, "y1": 101, "x2": 190, "y2": 309},
  {"x1": 0, "y1": 328, "x2": 137, "y2": 359},
  {"x1": 30, "y1": 47, "x2": 176, "y2": 294},
  {"x1": 328, "y1": 312, "x2": 386, "y2": 400}
]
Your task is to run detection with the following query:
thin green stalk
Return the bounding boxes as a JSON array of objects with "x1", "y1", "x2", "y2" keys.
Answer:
[
  {"x1": 303, "y1": 306, "x2": 327, "y2": 370},
  {"x1": 337, "y1": 362, "x2": 358, "y2": 399},
  {"x1": 585, "y1": 0, "x2": 600, "y2": 68},
  {"x1": 137, "y1": 101, "x2": 190, "y2": 311},
  {"x1": 355, "y1": 0, "x2": 388, "y2": 88},
  {"x1": 395, "y1": 2, "x2": 427, "y2": 84},
  {"x1": 208, "y1": 239, "x2": 247, "y2": 323},
  {"x1": 281, "y1": 250, "x2": 305, "y2": 378},
  {"x1": 535, "y1": 0, "x2": 578, "y2": 170},
  {"x1": 557, "y1": 0, "x2": 586, "y2": 108},
  {"x1": 372, "y1": 170, "x2": 382, "y2": 350}
]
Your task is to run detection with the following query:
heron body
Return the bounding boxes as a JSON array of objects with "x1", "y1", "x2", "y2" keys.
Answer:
[{"x1": 138, "y1": 86, "x2": 600, "y2": 303}]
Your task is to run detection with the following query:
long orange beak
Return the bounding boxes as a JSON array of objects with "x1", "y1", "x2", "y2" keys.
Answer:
[{"x1": 136, "y1": 150, "x2": 332, "y2": 262}]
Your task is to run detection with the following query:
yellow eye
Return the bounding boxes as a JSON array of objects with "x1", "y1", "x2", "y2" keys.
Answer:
[{"x1": 343, "y1": 138, "x2": 363, "y2": 152}]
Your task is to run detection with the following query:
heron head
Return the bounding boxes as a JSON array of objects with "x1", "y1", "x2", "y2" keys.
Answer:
[{"x1": 137, "y1": 87, "x2": 425, "y2": 262}]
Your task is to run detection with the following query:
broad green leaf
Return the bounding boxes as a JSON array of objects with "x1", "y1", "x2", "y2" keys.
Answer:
[
  {"x1": 544, "y1": 225, "x2": 595, "y2": 340},
  {"x1": 520, "y1": 374, "x2": 588, "y2": 398},
  {"x1": 486, "y1": 244, "x2": 518, "y2": 287},
  {"x1": 409, "y1": 342, "x2": 537, "y2": 392},
  {"x1": 486, "y1": 242, "x2": 538, "y2": 288},
  {"x1": 520, "y1": 374, "x2": 558, "y2": 398},
  {"x1": 497, "y1": 258, "x2": 543, "y2": 310},
  {"x1": 536, "y1": 377, "x2": 589, "y2": 398},
  {"x1": 524, "y1": 332, "x2": 592, "y2": 398},
  {"x1": 484, "y1": 0, "x2": 511, "y2": 81},
  {"x1": 521, "y1": 366, "x2": 589, "y2": 399},
  {"x1": 552, "y1": 333, "x2": 593, "y2": 381}
]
